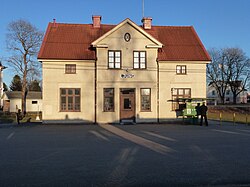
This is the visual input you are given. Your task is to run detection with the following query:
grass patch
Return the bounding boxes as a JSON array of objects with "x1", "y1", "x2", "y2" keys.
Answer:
[{"x1": 0, "y1": 112, "x2": 42, "y2": 124}]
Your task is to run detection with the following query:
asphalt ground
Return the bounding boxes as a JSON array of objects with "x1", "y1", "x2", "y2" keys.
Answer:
[{"x1": 0, "y1": 122, "x2": 250, "y2": 187}]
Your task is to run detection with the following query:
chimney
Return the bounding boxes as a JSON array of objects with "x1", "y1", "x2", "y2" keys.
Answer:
[
  {"x1": 142, "y1": 17, "x2": 152, "y2": 29},
  {"x1": 52, "y1": 18, "x2": 56, "y2": 27},
  {"x1": 92, "y1": 15, "x2": 102, "y2": 28}
]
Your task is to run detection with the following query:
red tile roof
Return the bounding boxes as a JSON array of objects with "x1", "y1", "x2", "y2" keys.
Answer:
[
  {"x1": 146, "y1": 26, "x2": 211, "y2": 61},
  {"x1": 38, "y1": 21, "x2": 211, "y2": 61}
]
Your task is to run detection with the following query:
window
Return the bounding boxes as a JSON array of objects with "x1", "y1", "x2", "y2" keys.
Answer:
[
  {"x1": 212, "y1": 90, "x2": 216, "y2": 96},
  {"x1": 65, "y1": 64, "x2": 76, "y2": 74},
  {"x1": 172, "y1": 88, "x2": 191, "y2": 110},
  {"x1": 141, "y1": 88, "x2": 151, "y2": 111},
  {"x1": 108, "y1": 51, "x2": 121, "y2": 69},
  {"x1": 104, "y1": 88, "x2": 114, "y2": 112},
  {"x1": 176, "y1": 65, "x2": 186, "y2": 74},
  {"x1": 226, "y1": 90, "x2": 230, "y2": 95},
  {"x1": 60, "y1": 88, "x2": 80, "y2": 112},
  {"x1": 134, "y1": 51, "x2": 146, "y2": 69},
  {"x1": 32, "y1": 101, "x2": 38, "y2": 104},
  {"x1": 124, "y1": 98, "x2": 131, "y2": 109}
]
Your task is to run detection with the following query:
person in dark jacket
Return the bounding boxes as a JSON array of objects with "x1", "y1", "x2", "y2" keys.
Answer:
[
  {"x1": 16, "y1": 109, "x2": 21, "y2": 124},
  {"x1": 195, "y1": 103, "x2": 201, "y2": 118},
  {"x1": 200, "y1": 102, "x2": 208, "y2": 126}
]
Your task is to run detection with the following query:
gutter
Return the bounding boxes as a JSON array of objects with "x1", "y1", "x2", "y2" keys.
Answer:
[
  {"x1": 157, "y1": 58, "x2": 160, "y2": 123},
  {"x1": 94, "y1": 57, "x2": 97, "y2": 124}
]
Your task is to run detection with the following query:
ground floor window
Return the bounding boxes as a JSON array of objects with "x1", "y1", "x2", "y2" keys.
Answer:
[
  {"x1": 104, "y1": 88, "x2": 114, "y2": 112},
  {"x1": 60, "y1": 88, "x2": 80, "y2": 112},
  {"x1": 171, "y1": 88, "x2": 191, "y2": 110},
  {"x1": 141, "y1": 88, "x2": 151, "y2": 111}
]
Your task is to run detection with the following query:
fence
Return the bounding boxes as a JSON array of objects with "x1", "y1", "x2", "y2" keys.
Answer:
[{"x1": 208, "y1": 111, "x2": 250, "y2": 125}]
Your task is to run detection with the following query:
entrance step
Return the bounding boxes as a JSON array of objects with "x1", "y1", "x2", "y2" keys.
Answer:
[{"x1": 120, "y1": 119, "x2": 135, "y2": 125}]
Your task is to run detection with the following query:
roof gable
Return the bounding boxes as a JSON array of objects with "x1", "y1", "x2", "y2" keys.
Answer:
[{"x1": 92, "y1": 18, "x2": 163, "y2": 48}]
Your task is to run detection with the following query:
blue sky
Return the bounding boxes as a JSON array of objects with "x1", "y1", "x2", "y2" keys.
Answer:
[{"x1": 1, "y1": 0, "x2": 250, "y2": 86}]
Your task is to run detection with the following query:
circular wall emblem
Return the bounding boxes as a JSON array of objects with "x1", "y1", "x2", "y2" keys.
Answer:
[{"x1": 124, "y1": 33, "x2": 131, "y2": 42}]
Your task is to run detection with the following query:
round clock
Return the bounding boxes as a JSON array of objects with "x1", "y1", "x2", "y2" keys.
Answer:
[{"x1": 124, "y1": 33, "x2": 131, "y2": 42}]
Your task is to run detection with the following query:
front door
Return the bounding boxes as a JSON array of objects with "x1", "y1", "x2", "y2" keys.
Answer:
[{"x1": 120, "y1": 88, "x2": 135, "y2": 122}]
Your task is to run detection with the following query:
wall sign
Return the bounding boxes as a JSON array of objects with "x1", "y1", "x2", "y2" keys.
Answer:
[
  {"x1": 121, "y1": 68, "x2": 134, "y2": 78},
  {"x1": 120, "y1": 73, "x2": 134, "y2": 78}
]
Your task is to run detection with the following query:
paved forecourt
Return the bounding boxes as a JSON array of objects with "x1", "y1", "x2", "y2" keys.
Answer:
[{"x1": 0, "y1": 122, "x2": 250, "y2": 186}]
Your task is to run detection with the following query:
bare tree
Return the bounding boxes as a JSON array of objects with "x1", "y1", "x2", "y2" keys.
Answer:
[
  {"x1": 207, "y1": 47, "x2": 250, "y2": 104},
  {"x1": 224, "y1": 48, "x2": 250, "y2": 104},
  {"x1": 6, "y1": 19, "x2": 43, "y2": 114},
  {"x1": 207, "y1": 48, "x2": 231, "y2": 104}
]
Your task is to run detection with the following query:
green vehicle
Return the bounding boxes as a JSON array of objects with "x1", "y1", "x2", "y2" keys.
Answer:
[{"x1": 168, "y1": 98, "x2": 210, "y2": 124}]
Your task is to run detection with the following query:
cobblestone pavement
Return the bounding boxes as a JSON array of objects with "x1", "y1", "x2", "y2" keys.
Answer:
[{"x1": 0, "y1": 122, "x2": 250, "y2": 186}]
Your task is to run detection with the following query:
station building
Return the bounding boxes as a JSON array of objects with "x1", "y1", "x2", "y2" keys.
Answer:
[{"x1": 38, "y1": 16, "x2": 211, "y2": 124}]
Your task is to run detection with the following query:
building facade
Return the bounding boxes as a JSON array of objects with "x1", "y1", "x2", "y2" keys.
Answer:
[
  {"x1": 38, "y1": 16, "x2": 210, "y2": 124},
  {"x1": 207, "y1": 84, "x2": 248, "y2": 104},
  {"x1": 2, "y1": 91, "x2": 42, "y2": 113}
]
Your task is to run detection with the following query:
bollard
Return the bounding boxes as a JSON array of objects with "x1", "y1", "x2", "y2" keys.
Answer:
[
  {"x1": 220, "y1": 112, "x2": 222, "y2": 125},
  {"x1": 247, "y1": 115, "x2": 249, "y2": 126},
  {"x1": 233, "y1": 113, "x2": 236, "y2": 125}
]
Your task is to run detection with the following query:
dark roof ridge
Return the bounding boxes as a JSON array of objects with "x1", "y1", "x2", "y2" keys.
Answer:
[
  {"x1": 49, "y1": 22, "x2": 116, "y2": 27},
  {"x1": 151, "y1": 25, "x2": 193, "y2": 28}
]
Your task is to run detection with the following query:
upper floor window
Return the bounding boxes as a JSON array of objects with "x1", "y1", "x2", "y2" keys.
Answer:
[
  {"x1": 108, "y1": 51, "x2": 121, "y2": 69},
  {"x1": 212, "y1": 90, "x2": 216, "y2": 96},
  {"x1": 134, "y1": 51, "x2": 146, "y2": 69},
  {"x1": 65, "y1": 64, "x2": 76, "y2": 74},
  {"x1": 60, "y1": 88, "x2": 80, "y2": 112},
  {"x1": 176, "y1": 65, "x2": 186, "y2": 74}
]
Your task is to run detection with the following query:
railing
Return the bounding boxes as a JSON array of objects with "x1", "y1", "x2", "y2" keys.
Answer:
[{"x1": 208, "y1": 111, "x2": 250, "y2": 125}]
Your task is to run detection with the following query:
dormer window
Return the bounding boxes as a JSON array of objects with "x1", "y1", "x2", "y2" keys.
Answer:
[
  {"x1": 108, "y1": 51, "x2": 121, "y2": 69},
  {"x1": 133, "y1": 51, "x2": 146, "y2": 69}
]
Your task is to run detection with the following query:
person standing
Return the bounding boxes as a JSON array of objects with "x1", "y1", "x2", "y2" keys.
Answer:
[
  {"x1": 200, "y1": 102, "x2": 208, "y2": 126},
  {"x1": 195, "y1": 103, "x2": 201, "y2": 125},
  {"x1": 15, "y1": 106, "x2": 20, "y2": 124},
  {"x1": 195, "y1": 103, "x2": 201, "y2": 118}
]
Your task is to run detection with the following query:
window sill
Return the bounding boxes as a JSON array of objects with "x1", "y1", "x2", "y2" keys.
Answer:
[
  {"x1": 60, "y1": 110, "x2": 81, "y2": 112},
  {"x1": 133, "y1": 68, "x2": 147, "y2": 70},
  {"x1": 140, "y1": 110, "x2": 152, "y2": 112}
]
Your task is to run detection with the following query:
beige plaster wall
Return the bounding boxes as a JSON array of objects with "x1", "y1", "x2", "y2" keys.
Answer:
[
  {"x1": 95, "y1": 23, "x2": 159, "y2": 123},
  {"x1": 42, "y1": 60, "x2": 95, "y2": 123},
  {"x1": 158, "y1": 61, "x2": 207, "y2": 120}
]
